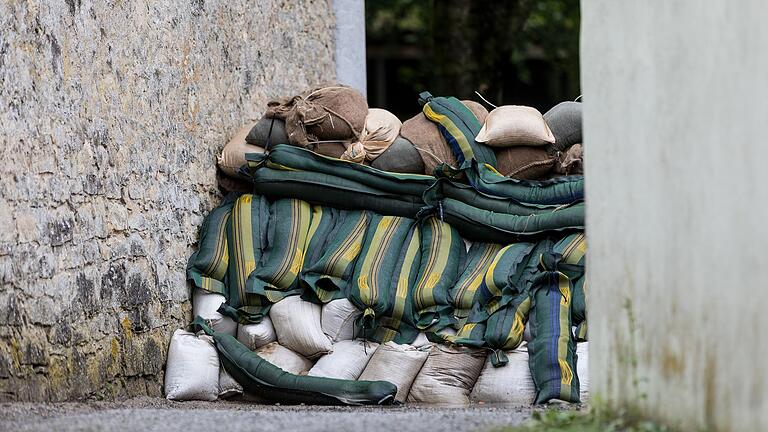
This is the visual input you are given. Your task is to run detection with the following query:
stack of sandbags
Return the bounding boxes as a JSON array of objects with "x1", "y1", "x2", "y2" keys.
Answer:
[{"x1": 358, "y1": 342, "x2": 430, "y2": 403}]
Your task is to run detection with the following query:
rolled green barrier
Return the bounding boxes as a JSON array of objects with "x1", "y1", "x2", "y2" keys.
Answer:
[
  {"x1": 247, "y1": 165, "x2": 424, "y2": 218},
  {"x1": 257, "y1": 145, "x2": 435, "y2": 196},
  {"x1": 433, "y1": 161, "x2": 584, "y2": 206},
  {"x1": 192, "y1": 316, "x2": 398, "y2": 405},
  {"x1": 429, "y1": 197, "x2": 584, "y2": 243}
]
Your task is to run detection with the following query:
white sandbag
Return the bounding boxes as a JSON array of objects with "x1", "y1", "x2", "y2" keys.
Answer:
[
  {"x1": 218, "y1": 366, "x2": 243, "y2": 399},
  {"x1": 192, "y1": 288, "x2": 237, "y2": 336},
  {"x1": 410, "y1": 332, "x2": 431, "y2": 348},
  {"x1": 577, "y1": 342, "x2": 589, "y2": 401},
  {"x1": 308, "y1": 340, "x2": 379, "y2": 380},
  {"x1": 407, "y1": 345, "x2": 486, "y2": 406},
  {"x1": 358, "y1": 342, "x2": 429, "y2": 403},
  {"x1": 470, "y1": 346, "x2": 535, "y2": 404},
  {"x1": 321, "y1": 298, "x2": 361, "y2": 342},
  {"x1": 237, "y1": 317, "x2": 277, "y2": 350},
  {"x1": 270, "y1": 296, "x2": 332, "y2": 358},
  {"x1": 254, "y1": 342, "x2": 314, "y2": 375},
  {"x1": 164, "y1": 329, "x2": 220, "y2": 401}
]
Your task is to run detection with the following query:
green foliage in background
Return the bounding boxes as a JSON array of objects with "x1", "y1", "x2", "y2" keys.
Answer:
[{"x1": 366, "y1": 0, "x2": 580, "y2": 110}]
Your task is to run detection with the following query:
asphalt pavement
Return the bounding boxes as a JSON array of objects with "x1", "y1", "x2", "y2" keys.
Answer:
[{"x1": 1, "y1": 397, "x2": 535, "y2": 432}]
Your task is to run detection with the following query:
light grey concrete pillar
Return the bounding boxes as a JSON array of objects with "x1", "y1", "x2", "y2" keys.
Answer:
[{"x1": 333, "y1": 0, "x2": 367, "y2": 97}]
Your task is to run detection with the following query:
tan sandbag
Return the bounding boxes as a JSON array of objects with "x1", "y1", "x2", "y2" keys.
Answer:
[
  {"x1": 217, "y1": 121, "x2": 264, "y2": 177},
  {"x1": 494, "y1": 146, "x2": 557, "y2": 179},
  {"x1": 470, "y1": 346, "x2": 535, "y2": 404},
  {"x1": 265, "y1": 84, "x2": 368, "y2": 146},
  {"x1": 358, "y1": 342, "x2": 429, "y2": 403},
  {"x1": 164, "y1": 329, "x2": 220, "y2": 401},
  {"x1": 254, "y1": 342, "x2": 314, "y2": 375},
  {"x1": 308, "y1": 339, "x2": 379, "y2": 380},
  {"x1": 407, "y1": 345, "x2": 486, "y2": 406},
  {"x1": 218, "y1": 366, "x2": 243, "y2": 399},
  {"x1": 269, "y1": 296, "x2": 333, "y2": 359},
  {"x1": 341, "y1": 108, "x2": 402, "y2": 163},
  {"x1": 461, "y1": 100, "x2": 490, "y2": 124},
  {"x1": 476, "y1": 105, "x2": 555, "y2": 147}
]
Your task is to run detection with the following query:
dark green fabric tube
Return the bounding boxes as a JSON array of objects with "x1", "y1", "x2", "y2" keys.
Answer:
[
  {"x1": 433, "y1": 197, "x2": 584, "y2": 243},
  {"x1": 248, "y1": 166, "x2": 425, "y2": 218},
  {"x1": 192, "y1": 317, "x2": 397, "y2": 405},
  {"x1": 263, "y1": 144, "x2": 435, "y2": 196},
  {"x1": 462, "y1": 161, "x2": 585, "y2": 205}
]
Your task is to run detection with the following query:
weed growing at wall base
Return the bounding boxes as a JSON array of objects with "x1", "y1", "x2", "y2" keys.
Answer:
[{"x1": 495, "y1": 406, "x2": 670, "y2": 432}]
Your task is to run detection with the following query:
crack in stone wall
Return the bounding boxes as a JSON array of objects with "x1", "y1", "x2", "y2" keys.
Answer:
[{"x1": 0, "y1": 0, "x2": 335, "y2": 401}]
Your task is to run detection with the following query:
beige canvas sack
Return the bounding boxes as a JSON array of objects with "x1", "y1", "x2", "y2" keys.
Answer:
[{"x1": 476, "y1": 105, "x2": 555, "y2": 147}]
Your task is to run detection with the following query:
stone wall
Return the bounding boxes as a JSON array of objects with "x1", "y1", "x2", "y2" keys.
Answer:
[{"x1": 0, "y1": 0, "x2": 335, "y2": 401}]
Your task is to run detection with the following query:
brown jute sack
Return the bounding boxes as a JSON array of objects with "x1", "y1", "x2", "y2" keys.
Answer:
[
  {"x1": 553, "y1": 143, "x2": 584, "y2": 176},
  {"x1": 218, "y1": 121, "x2": 263, "y2": 178},
  {"x1": 401, "y1": 113, "x2": 458, "y2": 175},
  {"x1": 495, "y1": 146, "x2": 557, "y2": 179},
  {"x1": 265, "y1": 85, "x2": 368, "y2": 146}
]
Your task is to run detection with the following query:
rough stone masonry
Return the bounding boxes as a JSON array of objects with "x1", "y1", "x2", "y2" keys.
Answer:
[{"x1": 0, "y1": 0, "x2": 335, "y2": 401}]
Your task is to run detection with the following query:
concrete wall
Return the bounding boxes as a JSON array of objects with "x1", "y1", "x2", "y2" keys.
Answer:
[
  {"x1": 582, "y1": 1, "x2": 768, "y2": 430},
  {"x1": 333, "y1": 0, "x2": 367, "y2": 96},
  {"x1": 0, "y1": 0, "x2": 335, "y2": 401}
]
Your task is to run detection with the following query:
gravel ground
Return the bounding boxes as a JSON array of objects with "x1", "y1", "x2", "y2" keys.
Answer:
[{"x1": 0, "y1": 397, "x2": 535, "y2": 432}]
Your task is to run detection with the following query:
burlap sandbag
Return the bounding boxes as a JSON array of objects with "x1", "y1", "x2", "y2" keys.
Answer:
[
  {"x1": 476, "y1": 105, "x2": 555, "y2": 147},
  {"x1": 495, "y1": 146, "x2": 557, "y2": 179},
  {"x1": 401, "y1": 113, "x2": 458, "y2": 175},
  {"x1": 218, "y1": 121, "x2": 264, "y2": 178},
  {"x1": 341, "y1": 108, "x2": 402, "y2": 162},
  {"x1": 304, "y1": 141, "x2": 348, "y2": 159},
  {"x1": 553, "y1": 143, "x2": 583, "y2": 176},
  {"x1": 266, "y1": 85, "x2": 368, "y2": 146},
  {"x1": 370, "y1": 136, "x2": 425, "y2": 174},
  {"x1": 407, "y1": 345, "x2": 486, "y2": 406}
]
